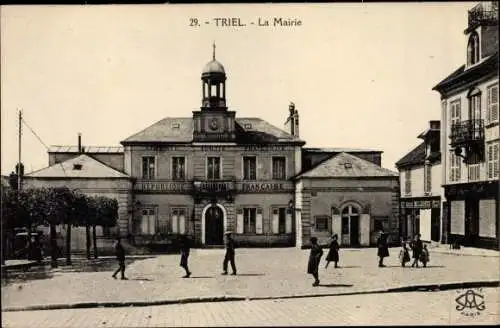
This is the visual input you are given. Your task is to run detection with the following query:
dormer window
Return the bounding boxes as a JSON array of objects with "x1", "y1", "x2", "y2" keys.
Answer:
[
  {"x1": 467, "y1": 32, "x2": 480, "y2": 66},
  {"x1": 344, "y1": 162, "x2": 353, "y2": 169},
  {"x1": 244, "y1": 123, "x2": 252, "y2": 129},
  {"x1": 172, "y1": 123, "x2": 180, "y2": 129},
  {"x1": 73, "y1": 164, "x2": 83, "y2": 171}
]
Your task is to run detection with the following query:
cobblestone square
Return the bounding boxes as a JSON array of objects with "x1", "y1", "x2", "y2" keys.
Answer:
[{"x1": 2, "y1": 247, "x2": 498, "y2": 310}]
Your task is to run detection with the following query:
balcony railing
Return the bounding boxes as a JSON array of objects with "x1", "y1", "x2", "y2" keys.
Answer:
[
  {"x1": 450, "y1": 119, "x2": 484, "y2": 146},
  {"x1": 468, "y1": 2, "x2": 498, "y2": 29}
]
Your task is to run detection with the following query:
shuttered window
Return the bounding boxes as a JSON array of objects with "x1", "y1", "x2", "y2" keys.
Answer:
[{"x1": 487, "y1": 84, "x2": 498, "y2": 123}]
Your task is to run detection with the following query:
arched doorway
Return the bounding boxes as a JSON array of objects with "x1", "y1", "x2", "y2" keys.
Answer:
[
  {"x1": 203, "y1": 204, "x2": 225, "y2": 245},
  {"x1": 342, "y1": 205, "x2": 360, "y2": 246}
]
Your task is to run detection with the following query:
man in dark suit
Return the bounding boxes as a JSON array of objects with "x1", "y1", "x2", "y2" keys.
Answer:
[
  {"x1": 222, "y1": 231, "x2": 237, "y2": 275},
  {"x1": 112, "y1": 236, "x2": 127, "y2": 280},
  {"x1": 377, "y1": 231, "x2": 389, "y2": 267},
  {"x1": 180, "y1": 235, "x2": 192, "y2": 278},
  {"x1": 411, "y1": 233, "x2": 423, "y2": 268}
]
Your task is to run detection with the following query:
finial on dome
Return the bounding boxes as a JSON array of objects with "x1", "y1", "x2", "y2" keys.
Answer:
[{"x1": 212, "y1": 42, "x2": 216, "y2": 60}]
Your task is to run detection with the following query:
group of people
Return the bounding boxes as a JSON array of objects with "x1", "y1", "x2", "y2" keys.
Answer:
[
  {"x1": 307, "y1": 231, "x2": 432, "y2": 286},
  {"x1": 111, "y1": 231, "x2": 238, "y2": 280},
  {"x1": 111, "y1": 230, "x2": 430, "y2": 286},
  {"x1": 399, "y1": 233, "x2": 430, "y2": 268}
]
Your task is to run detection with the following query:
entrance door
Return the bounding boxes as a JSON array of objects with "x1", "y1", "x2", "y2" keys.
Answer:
[
  {"x1": 431, "y1": 208, "x2": 440, "y2": 242},
  {"x1": 205, "y1": 205, "x2": 224, "y2": 245},
  {"x1": 342, "y1": 205, "x2": 360, "y2": 246},
  {"x1": 465, "y1": 197, "x2": 479, "y2": 245},
  {"x1": 350, "y1": 216, "x2": 360, "y2": 246}
]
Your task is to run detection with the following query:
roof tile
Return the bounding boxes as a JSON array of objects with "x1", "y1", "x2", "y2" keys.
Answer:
[
  {"x1": 25, "y1": 154, "x2": 129, "y2": 179},
  {"x1": 297, "y1": 152, "x2": 398, "y2": 179}
]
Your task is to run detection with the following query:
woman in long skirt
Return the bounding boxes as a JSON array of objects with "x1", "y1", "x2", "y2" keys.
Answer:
[
  {"x1": 325, "y1": 234, "x2": 340, "y2": 269},
  {"x1": 307, "y1": 237, "x2": 323, "y2": 287}
]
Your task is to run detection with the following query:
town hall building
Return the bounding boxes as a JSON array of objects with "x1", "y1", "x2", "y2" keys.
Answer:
[{"x1": 24, "y1": 46, "x2": 400, "y2": 249}]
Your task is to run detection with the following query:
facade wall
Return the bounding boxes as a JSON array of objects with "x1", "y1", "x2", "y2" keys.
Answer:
[
  {"x1": 298, "y1": 177, "x2": 399, "y2": 247},
  {"x1": 127, "y1": 144, "x2": 297, "y2": 181},
  {"x1": 442, "y1": 77, "x2": 499, "y2": 186},
  {"x1": 440, "y1": 71, "x2": 499, "y2": 249},
  {"x1": 127, "y1": 143, "x2": 298, "y2": 247}
]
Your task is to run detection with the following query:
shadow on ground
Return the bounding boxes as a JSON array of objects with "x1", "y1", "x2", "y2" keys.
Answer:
[
  {"x1": 236, "y1": 273, "x2": 266, "y2": 277},
  {"x1": 1, "y1": 268, "x2": 55, "y2": 286},
  {"x1": 318, "y1": 283, "x2": 354, "y2": 288}
]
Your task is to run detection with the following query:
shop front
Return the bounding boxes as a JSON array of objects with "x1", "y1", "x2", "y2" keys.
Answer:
[{"x1": 400, "y1": 196, "x2": 441, "y2": 242}]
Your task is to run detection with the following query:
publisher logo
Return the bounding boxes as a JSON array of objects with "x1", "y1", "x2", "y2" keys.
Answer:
[{"x1": 455, "y1": 288, "x2": 486, "y2": 317}]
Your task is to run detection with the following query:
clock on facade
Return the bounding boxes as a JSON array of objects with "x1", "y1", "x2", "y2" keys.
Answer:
[{"x1": 210, "y1": 118, "x2": 219, "y2": 131}]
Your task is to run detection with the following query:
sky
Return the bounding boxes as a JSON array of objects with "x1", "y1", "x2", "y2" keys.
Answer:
[{"x1": 1, "y1": 2, "x2": 477, "y2": 175}]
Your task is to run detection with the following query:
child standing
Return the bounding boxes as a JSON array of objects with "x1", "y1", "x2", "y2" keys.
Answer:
[
  {"x1": 399, "y1": 241, "x2": 411, "y2": 267},
  {"x1": 420, "y1": 244, "x2": 430, "y2": 268}
]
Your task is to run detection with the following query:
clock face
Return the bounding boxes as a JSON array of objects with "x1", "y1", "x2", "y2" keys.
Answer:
[{"x1": 210, "y1": 118, "x2": 218, "y2": 131}]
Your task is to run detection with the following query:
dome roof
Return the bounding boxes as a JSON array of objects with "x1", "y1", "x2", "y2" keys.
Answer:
[{"x1": 202, "y1": 59, "x2": 225, "y2": 74}]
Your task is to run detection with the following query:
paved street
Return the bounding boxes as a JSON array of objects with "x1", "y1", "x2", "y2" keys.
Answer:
[
  {"x1": 3, "y1": 287, "x2": 499, "y2": 327},
  {"x1": 2, "y1": 247, "x2": 498, "y2": 310}
]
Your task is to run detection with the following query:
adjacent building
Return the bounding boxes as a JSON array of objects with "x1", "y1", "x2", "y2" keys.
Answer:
[
  {"x1": 432, "y1": 1, "x2": 499, "y2": 249},
  {"x1": 396, "y1": 121, "x2": 443, "y2": 244},
  {"x1": 24, "y1": 46, "x2": 400, "y2": 249}
]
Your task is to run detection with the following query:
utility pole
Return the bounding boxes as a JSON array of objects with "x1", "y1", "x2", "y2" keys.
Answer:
[{"x1": 18, "y1": 109, "x2": 22, "y2": 192}]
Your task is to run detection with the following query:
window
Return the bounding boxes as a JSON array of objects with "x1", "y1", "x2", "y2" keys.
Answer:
[
  {"x1": 424, "y1": 164, "x2": 432, "y2": 194},
  {"x1": 140, "y1": 208, "x2": 156, "y2": 235},
  {"x1": 243, "y1": 208, "x2": 256, "y2": 234},
  {"x1": 171, "y1": 208, "x2": 186, "y2": 234},
  {"x1": 488, "y1": 143, "x2": 499, "y2": 179},
  {"x1": 271, "y1": 207, "x2": 289, "y2": 234},
  {"x1": 341, "y1": 206, "x2": 359, "y2": 235},
  {"x1": 404, "y1": 170, "x2": 411, "y2": 195},
  {"x1": 207, "y1": 157, "x2": 221, "y2": 180},
  {"x1": 279, "y1": 208, "x2": 286, "y2": 234},
  {"x1": 243, "y1": 156, "x2": 257, "y2": 180},
  {"x1": 467, "y1": 32, "x2": 480, "y2": 66},
  {"x1": 487, "y1": 84, "x2": 498, "y2": 124},
  {"x1": 172, "y1": 157, "x2": 185, "y2": 180},
  {"x1": 314, "y1": 216, "x2": 329, "y2": 232},
  {"x1": 469, "y1": 94, "x2": 481, "y2": 121},
  {"x1": 142, "y1": 157, "x2": 156, "y2": 179},
  {"x1": 272, "y1": 157, "x2": 286, "y2": 180},
  {"x1": 341, "y1": 216, "x2": 349, "y2": 234},
  {"x1": 468, "y1": 164, "x2": 480, "y2": 181},
  {"x1": 374, "y1": 219, "x2": 384, "y2": 232}
]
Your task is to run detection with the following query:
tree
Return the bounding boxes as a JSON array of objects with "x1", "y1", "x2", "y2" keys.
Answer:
[
  {"x1": 85, "y1": 196, "x2": 97, "y2": 260},
  {"x1": 65, "y1": 191, "x2": 88, "y2": 266},
  {"x1": 1, "y1": 189, "x2": 19, "y2": 263},
  {"x1": 87, "y1": 196, "x2": 118, "y2": 259},
  {"x1": 38, "y1": 187, "x2": 74, "y2": 268}
]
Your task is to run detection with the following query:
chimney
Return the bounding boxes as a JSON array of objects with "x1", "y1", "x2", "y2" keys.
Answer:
[
  {"x1": 284, "y1": 102, "x2": 296, "y2": 136},
  {"x1": 78, "y1": 133, "x2": 82, "y2": 153},
  {"x1": 293, "y1": 108, "x2": 299, "y2": 138}
]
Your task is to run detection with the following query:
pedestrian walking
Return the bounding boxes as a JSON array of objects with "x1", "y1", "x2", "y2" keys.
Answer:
[
  {"x1": 420, "y1": 244, "x2": 430, "y2": 268},
  {"x1": 307, "y1": 237, "x2": 323, "y2": 287},
  {"x1": 179, "y1": 235, "x2": 192, "y2": 278},
  {"x1": 411, "y1": 234, "x2": 423, "y2": 268},
  {"x1": 377, "y1": 231, "x2": 389, "y2": 267},
  {"x1": 112, "y1": 236, "x2": 127, "y2": 280},
  {"x1": 222, "y1": 231, "x2": 237, "y2": 275},
  {"x1": 325, "y1": 234, "x2": 340, "y2": 269},
  {"x1": 399, "y1": 240, "x2": 411, "y2": 267}
]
